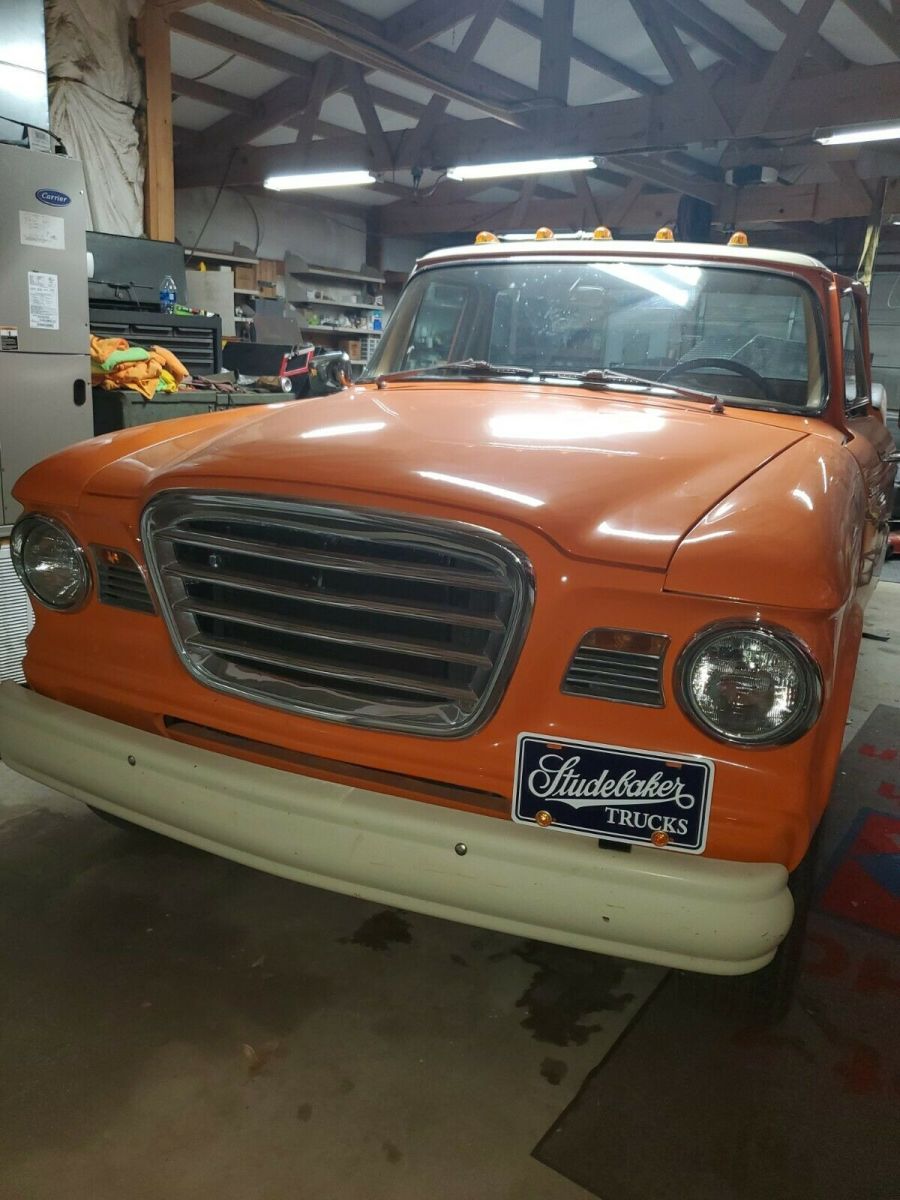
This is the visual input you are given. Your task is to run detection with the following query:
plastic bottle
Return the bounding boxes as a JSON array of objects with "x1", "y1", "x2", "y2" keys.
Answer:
[{"x1": 159, "y1": 274, "x2": 177, "y2": 314}]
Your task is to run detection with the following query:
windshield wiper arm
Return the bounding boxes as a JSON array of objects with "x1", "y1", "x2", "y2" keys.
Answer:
[
  {"x1": 376, "y1": 359, "x2": 535, "y2": 387},
  {"x1": 538, "y1": 368, "x2": 726, "y2": 412}
]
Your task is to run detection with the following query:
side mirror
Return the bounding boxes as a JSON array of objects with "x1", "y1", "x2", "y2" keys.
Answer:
[{"x1": 871, "y1": 381, "x2": 886, "y2": 412}]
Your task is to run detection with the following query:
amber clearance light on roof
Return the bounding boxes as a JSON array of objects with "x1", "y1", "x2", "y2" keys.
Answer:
[
  {"x1": 264, "y1": 170, "x2": 376, "y2": 191},
  {"x1": 447, "y1": 156, "x2": 597, "y2": 181}
]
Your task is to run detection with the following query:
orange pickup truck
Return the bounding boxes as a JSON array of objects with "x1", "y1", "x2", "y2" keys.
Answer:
[{"x1": 3, "y1": 230, "x2": 897, "y2": 1007}]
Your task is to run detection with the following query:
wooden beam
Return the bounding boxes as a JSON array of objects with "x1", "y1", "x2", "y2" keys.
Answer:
[
  {"x1": 384, "y1": 0, "x2": 480, "y2": 50},
  {"x1": 403, "y1": 0, "x2": 505, "y2": 162},
  {"x1": 343, "y1": 62, "x2": 392, "y2": 171},
  {"x1": 177, "y1": 61, "x2": 900, "y2": 186},
  {"x1": 538, "y1": 0, "x2": 574, "y2": 104},
  {"x1": 604, "y1": 153, "x2": 722, "y2": 205},
  {"x1": 629, "y1": 0, "x2": 732, "y2": 135},
  {"x1": 169, "y1": 12, "x2": 426, "y2": 121},
  {"x1": 212, "y1": 0, "x2": 526, "y2": 126},
  {"x1": 379, "y1": 188, "x2": 678, "y2": 235},
  {"x1": 138, "y1": 2, "x2": 175, "y2": 240},
  {"x1": 663, "y1": 0, "x2": 767, "y2": 70},
  {"x1": 292, "y1": 55, "x2": 339, "y2": 147},
  {"x1": 172, "y1": 73, "x2": 255, "y2": 115},
  {"x1": 499, "y1": 1, "x2": 660, "y2": 95},
  {"x1": 842, "y1": 0, "x2": 900, "y2": 57},
  {"x1": 742, "y1": 0, "x2": 847, "y2": 70},
  {"x1": 736, "y1": 0, "x2": 836, "y2": 136}
]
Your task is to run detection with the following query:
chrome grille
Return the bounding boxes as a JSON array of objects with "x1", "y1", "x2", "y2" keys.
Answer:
[
  {"x1": 562, "y1": 643, "x2": 666, "y2": 707},
  {"x1": 142, "y1": 493, "x2": 532, "y2": 735}
]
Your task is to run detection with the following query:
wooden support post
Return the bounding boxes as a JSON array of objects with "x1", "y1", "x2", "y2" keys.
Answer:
[{"x1": 139, "y1": 1, "x2": 175, "y2": 242}]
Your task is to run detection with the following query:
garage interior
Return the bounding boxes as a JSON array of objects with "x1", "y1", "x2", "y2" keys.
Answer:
[{"x1": 1, "y1": 1, "x2": 900, "y2": 1197}]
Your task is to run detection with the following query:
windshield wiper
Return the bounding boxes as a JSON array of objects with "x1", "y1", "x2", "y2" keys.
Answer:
[
  {"x1": 375, "y1": 359, "x2": 535, "y2": 387},
  {"x1": 538, "y1": 368, "x2": 727, "y2": 412}
]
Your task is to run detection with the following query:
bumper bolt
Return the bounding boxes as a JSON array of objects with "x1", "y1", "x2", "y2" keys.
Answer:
[
  {"x1": 127, "y1": 755, "x2": 136, "y2": 766},
  {"x1": 454, "y1": 842, "x2": 467, "y2": 856},
  {"x1": 535, "y1": 810, "x2": 553, "y2": 827},
  {"x1": 651, "y1": 830, "x2": 669, "y2": 847}
]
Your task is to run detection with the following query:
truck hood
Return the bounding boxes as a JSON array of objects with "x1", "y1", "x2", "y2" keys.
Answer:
[{"x1": 83, "y1": 383, "x2": 806, "y2": 570}]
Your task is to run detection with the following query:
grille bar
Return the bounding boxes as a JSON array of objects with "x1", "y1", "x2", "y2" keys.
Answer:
[
  {"x1": 162, "y1": 562, "x2": 504, "y2": 630},
  {"x1": 143, "y1": 493, "x2": 532, "y2": 736},
  {"x1": 184, "y1": 634, "x2": 479, "y2": 704},
  {"x1": 174, "y1": 597, "x2": 493, "y2": 666},
  {"x1": 154, "y1": 528, "x2": 510, "y2": 592},
  {"x1": 562, "y1": 635, "x2": 667, "y2": 707}
]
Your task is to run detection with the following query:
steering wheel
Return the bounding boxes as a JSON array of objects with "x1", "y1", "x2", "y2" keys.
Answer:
[{"x1": 657, "y1": 357, "x2": 776, "y2": 401}]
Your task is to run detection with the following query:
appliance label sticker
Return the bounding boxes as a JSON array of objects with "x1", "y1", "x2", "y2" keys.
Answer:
[
  {"x1": 27, "y1": 272, "x2": 60, "y2": 331},
  {"x1": 20, "y1": 210, "x2": 65, "y2": 251},
  {"x1": 0, "y1": 326, "x2": 19, "y2": 351}
]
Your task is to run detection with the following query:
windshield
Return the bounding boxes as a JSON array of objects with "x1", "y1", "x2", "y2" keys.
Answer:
[{"x1": 364, "y1": 259, "x2": 827, "y2": 411}]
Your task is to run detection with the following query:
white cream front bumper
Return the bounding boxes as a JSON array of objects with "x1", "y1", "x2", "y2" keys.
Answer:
[{"x1": 0, "y1": 683, "x2": 793, "y2": 974}]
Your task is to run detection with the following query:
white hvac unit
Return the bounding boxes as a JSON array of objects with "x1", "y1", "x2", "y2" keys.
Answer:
[{"x1": 0, "y1": 541, "x2": 33, "y2": 682}]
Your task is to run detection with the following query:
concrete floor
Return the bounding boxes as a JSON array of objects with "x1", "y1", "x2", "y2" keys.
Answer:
[{"x1": 1, "y1": 581, "x2": 898, "y2": 1200}]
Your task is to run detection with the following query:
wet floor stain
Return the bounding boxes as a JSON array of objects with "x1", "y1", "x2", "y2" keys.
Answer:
[
  {"x1": 296, "y1": 1103, "x2": 313, "y2": 1122},
  {"x1": 513, "y1": 941, "x2": 634, "y2": 1047},
  {"x1": 540, "y1": 1057, "x2": 568, "y2": 1085},
  {"x1": 382, "y1": 1140, "x2": 403, "y2": 1164},
  {"x1": 343, "y1": 910, "x2": 412, "y2": 952}
]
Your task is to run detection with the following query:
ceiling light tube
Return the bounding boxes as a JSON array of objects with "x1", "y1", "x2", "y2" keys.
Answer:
[
  {"x1": 264, "y1": 170, "x2": 376, "y2": 191},
  {"x1": 446, "y1": 156, "x2": 598, "y2": 181},
  {"x1": 815, "y1": 122, "x2": 900, "y2": 146}
]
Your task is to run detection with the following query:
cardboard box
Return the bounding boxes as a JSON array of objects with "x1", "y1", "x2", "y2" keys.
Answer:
[{"x1": 233, "y1": 264, "x2": 258, "y2": 291}]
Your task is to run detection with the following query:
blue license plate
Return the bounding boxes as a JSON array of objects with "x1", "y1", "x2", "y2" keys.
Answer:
[{"x1": 513, "y1": 734, "x2": 714, "y2": 853}]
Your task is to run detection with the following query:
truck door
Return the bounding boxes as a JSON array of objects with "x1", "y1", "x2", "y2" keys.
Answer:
[{"x1": 842, "y1": 285, "x2": 896, "y2": 589}]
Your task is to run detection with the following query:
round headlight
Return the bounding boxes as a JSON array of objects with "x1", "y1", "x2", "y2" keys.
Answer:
[
  {"x1": 10, "y1": 515, "x2": 90, "y2": 611},
  {"x1": 677, "y1": 624, "x2": 821, "y2": 746}
]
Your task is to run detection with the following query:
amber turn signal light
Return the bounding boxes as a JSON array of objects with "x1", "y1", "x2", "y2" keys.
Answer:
[
  {"x1": 475, "y1": 230, "x2": 499, "y2": 244},
  {"x1": 654, "y1": 227, "x2": 675, "y2": 242},
  {"x1": 593, "y1": 225, "x2": 612, "y2": 240},
  {"x1": 728, "y1": 230, "x2": 749, "y2": 246},
  {"x1": 535, "y1": 226, "x2": 555, "y2": 240}
]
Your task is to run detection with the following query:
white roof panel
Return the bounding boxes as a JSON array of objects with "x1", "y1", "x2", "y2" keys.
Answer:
[
  {"x1": 187, "y1": 2, "x2": 326, "y2": 61},
  {"x1": 172, "y1": 95, "x2": 229, "y2": 130}
]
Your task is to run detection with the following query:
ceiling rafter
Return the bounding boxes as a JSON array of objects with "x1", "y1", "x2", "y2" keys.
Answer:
[
  {"x1": 538, "y1": 0, "x2": 574, "y2": 104},
  {"x1": 735, "y1": 0, "x2": 836, "y2": 136},
  {"x1": 210, "y1": 0, "x2": 528, "y2": 126},
  {"x1": 497, "y1": 1, "x2": 660, "y2": 96},
  {"x1": 662, "y1": 0, "x2": 767, "y2": 70},
  {"x1": 383, "y1": 0, "x2": 481, "y2": 50},
  {"x1": 175, "y1": 58, "x2": 900, "y2": 189},
  {"x1": 604, "y1": 153, "x2": 722, "y2": 206},
  {"x1": 343, "y1": 61, "x2": 392, "y2": 171},
  {"x1": 628, "y1": 0, "x2": 732, "y2": 136},
  {"x1": 742, "y1": 0, "x2": 848, "y2": 70},
  {"x1": 291, "y1": 53, "x2": 340, "y2": 147},
  {"x1": 402, "y1": 0, "x2": 507, "y2": 163},
  {"x1": 172, "y1": 72, "x2": 256, "y2": 115},
  {"x1": 168, "y1": 12, "x2": 426, "y2": 121},
  {"x1": 842, "y1": 0, "x2": 900, "y2": 57}
]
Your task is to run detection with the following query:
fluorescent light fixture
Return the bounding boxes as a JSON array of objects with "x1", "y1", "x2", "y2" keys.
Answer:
[
  {"x1": 264, "y1": 170, "x2": 376, "y2": 191},
  {"x1": 815, "y1": 122, "x2": 900, "y2": 146},
  {"x1": 446, "y1": 156, "x2": 597, "y2": 181}
]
